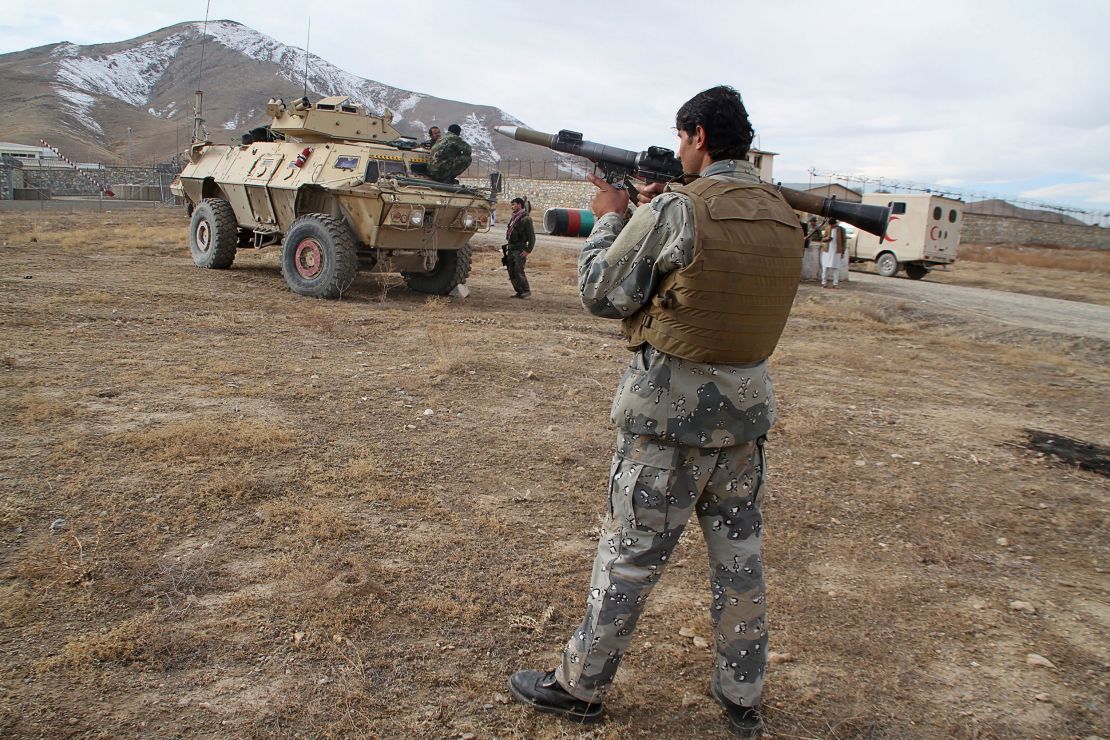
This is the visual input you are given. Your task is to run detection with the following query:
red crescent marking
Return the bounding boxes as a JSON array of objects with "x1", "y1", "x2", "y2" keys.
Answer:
[
  {"x1": 930, "y1": 226, "x2": 940, "y2": 241},
  {"x1": 882, "y1": 215, "x2": 901, "y2": 243}
]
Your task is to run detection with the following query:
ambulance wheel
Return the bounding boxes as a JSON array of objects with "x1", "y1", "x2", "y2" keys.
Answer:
[
  {"x1": 904, "y1": 263, "x2": 929, "y2": 280},
  {"x1": 876, "y1": 252, "x2": 900, "y2": 278}
]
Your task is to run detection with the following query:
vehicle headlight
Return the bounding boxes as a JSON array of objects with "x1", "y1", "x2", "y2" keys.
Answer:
[
  {"x1": 389, "y1": 206, "x2": 425, "y2": 227},
  {"x1": 462, "y1": 211, "x2": 476, "y2": 229}
]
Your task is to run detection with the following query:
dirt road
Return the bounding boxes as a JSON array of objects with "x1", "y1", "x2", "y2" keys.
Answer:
[{"x1": 850, "y1": 270, "x2": 1110, "y2": 342}]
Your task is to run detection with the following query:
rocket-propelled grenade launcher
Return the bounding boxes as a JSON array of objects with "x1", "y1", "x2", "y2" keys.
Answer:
[
  {"x1": 494, "y1": 125, "x2": 682, "y2": 190},
  {"x1": 493, "y1": 124, "x2": 890, "y2": 238}
]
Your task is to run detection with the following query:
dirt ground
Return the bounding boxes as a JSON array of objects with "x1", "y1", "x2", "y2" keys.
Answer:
[{"x1": 1, "y1": 209, "x2": 1107, "y2": 739}]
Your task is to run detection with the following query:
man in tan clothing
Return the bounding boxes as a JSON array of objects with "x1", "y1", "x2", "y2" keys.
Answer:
[{"x1": 820, "y1": 218, "x2": 847, "y2": 288}]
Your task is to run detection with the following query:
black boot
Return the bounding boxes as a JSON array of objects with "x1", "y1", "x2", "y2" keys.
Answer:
[
  {"x1": 508, "y1": 669, "x2": 603, "y2": 724},
  {"x1": 710, "y1": 682, "x2": 764, "y2": 737}
]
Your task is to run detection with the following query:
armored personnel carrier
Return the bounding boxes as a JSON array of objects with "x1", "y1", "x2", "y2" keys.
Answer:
[{"x1": 171, "y1": 95, "x2": 497, "y2": 297}]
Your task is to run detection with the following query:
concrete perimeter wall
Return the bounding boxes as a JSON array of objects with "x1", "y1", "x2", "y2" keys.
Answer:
[{"x1": 962, "y1": 213, "x2": 1110, "y2": 249}]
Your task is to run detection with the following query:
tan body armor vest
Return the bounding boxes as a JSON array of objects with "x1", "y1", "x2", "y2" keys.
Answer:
[{"x1": 622, "y1": 177, "x2": 803, "y2": 364}]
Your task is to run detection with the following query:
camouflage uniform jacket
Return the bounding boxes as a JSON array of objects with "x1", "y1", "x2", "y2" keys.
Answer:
[
  {"x1": 427, "y1": 133, "x2": 473, "y2": 181},
  {"x1": 579, "y1": 159, "x2": 778, "y2": 448}
]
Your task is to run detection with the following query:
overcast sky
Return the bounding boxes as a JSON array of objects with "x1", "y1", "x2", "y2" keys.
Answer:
[{"x1": 4, "y1": 0, "x2": 1109, "y2": 213}]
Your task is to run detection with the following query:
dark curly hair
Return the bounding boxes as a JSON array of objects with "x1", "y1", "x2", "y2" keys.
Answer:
[{"x1": 675, "y1": 85, "x2": 754, "y2": 161}]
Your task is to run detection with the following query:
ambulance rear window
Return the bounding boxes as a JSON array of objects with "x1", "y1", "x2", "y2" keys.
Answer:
[
  {"x1": 889, "y1": 201, "x2": 907, "y2": 215},
  {"x1": 949, "y1": 209, "x2": 958, "y2": 223},
  {"x1": 933, "y1": 206, "x2": 942, "y2": 220}
]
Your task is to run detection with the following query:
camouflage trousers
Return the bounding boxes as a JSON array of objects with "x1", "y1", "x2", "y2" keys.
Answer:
[{"x1": 556, "y1": 430, "x2": 768, "y2": 708}]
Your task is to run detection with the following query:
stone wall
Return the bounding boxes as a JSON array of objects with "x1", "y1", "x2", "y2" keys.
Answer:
[
  {"x1": 0, "y1": 158, "x2": 23, "y2": 200},
  {"x1": 460, "y1": 175, "x2": 595, "y2": 228},
  {"x1": 21, "y1": 166, "x2": 176, "y2": 199},
  {"x1": 963, "y1": 213, "x2": 1110, "y2": 249}
]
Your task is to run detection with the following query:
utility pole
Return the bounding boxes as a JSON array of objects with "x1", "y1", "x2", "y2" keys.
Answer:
[{"x1": 127, "y1": 127, "x2": 133, "y2": 168}]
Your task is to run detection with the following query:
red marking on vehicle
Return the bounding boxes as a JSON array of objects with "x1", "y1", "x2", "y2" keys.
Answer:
[
  {"x1": 930, "y1": 225, "x2": 940, "y2": 241},
  {"x1": 882, "y1": 215, "x2": 901, "y2": 243}
]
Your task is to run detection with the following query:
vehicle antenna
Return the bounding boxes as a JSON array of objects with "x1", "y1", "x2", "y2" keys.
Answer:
[
  {"x1": 192, "y1": 0, "x2": 212, "y2": 144},
  {"x1": 303, "y1": 17, "x2": 311, "y2": 98}
]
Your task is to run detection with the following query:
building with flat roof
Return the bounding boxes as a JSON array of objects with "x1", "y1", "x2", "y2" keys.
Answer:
[
  {"x1": 0, "y1": 142, "x2": 58, "y2": 163},
  {"x1": 747, "y1": 148, "x2": 776, "y2": 181}
]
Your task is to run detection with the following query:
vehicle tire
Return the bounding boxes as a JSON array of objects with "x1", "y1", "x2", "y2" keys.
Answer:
[
  {"x1": 188, "y1": 198, "x2": 237, "y2": 269},
  {"x1": 402, "y1": 244, "x2": 472, "y2": 295},
  {"x1": 875, "y1": 251, "x2": 900, "y2": 278},
  {"x1": 904, "y1": 263, "x2": 929, "y2": 280},
  {"x1": 281, "y1": 214, "x2": 359, "y2": 299}
]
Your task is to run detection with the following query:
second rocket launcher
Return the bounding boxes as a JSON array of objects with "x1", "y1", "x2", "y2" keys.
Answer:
[{"x1": 493, "y1": 124, "x2": 890, "y2": 239}]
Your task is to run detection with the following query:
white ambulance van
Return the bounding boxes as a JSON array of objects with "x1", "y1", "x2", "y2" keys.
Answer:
[{"x1": 849, "y1": 193, "x2": 963, "y2": 279}]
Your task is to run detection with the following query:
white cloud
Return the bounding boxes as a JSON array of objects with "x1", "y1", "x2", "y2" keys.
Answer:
[{"x1": 1021, "y1": 176, "x2": 1110, "y2": 208}]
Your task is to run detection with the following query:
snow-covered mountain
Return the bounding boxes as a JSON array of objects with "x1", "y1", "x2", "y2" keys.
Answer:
[{"x1": 0, "y1": 20, "x2": 575, "y2": 171}]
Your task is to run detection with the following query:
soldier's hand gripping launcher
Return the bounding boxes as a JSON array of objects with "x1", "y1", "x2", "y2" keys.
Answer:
[{"x1": 493, "y1": 124, "x2": 890, "y2": 238}]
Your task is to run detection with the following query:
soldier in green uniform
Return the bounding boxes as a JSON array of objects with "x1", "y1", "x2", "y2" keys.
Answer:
[
  {"x1": 504, "y1": 197, "x2": 536, "y2": 298},
  {"x1": 427, "y1": 123, "x2": 472, "y2": 182},
  {"x1": 508, "y1": 86, "x2": 803, "y2": 738}
]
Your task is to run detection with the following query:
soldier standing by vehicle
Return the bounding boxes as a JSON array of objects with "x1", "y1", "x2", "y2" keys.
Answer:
[
  {"x1": 508, "y1": 86, "x2": 803, "y2": 738},
  {"x1": 428, "y1": 123, "x2": 472, "y2": 182},
  {"x1": 503, "y1": 197, "x2": 535, "y2": 298}
]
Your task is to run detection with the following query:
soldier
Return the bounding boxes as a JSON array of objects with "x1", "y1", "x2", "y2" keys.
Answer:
[
  {"x1": 508, "y1": 86, "x2": 803, "y2": 738},
  {"x1": 804, "y1": 215, "x2": 819, "y2": 248},
  {"x1": 503, "y1": 197, "x2": 536, "y2": 298},
  {"x1": 427, "y1": 123, "x2": 472, "y2": 182},
  {"x1": 422, "y1": 125, "x2": 441, "y2": 148}
]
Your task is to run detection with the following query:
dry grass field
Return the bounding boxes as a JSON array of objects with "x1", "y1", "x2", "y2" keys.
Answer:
[{"x1": 1, "y1": 209, "x2": 1107, "y2": 739}]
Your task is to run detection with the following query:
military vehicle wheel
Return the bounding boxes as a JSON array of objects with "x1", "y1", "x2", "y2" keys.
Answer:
[
  {"x1": 281, "y1": 214, "x2": 359, "y2": 299},
  {"x1": 875, "y1": 251, "x2": 900, "y2": 278},
  {"x1": 904, "y1": 263, "x2": 929, "y2": 280},
  {"x1": 189, "y1": 198, "x2": 237, "y2": 269},
  {"x1": 402, "y1": 244, "x2": 472, "y2": 295}
]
